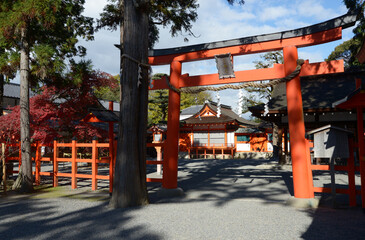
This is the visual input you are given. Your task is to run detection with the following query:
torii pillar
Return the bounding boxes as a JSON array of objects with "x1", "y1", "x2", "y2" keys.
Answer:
[
  {"x1": 163, "y1": 60, "x2": 181, "y2": 189},
  {"x1": 284, "y1": 46, "x2": 314, "y2": 201}
]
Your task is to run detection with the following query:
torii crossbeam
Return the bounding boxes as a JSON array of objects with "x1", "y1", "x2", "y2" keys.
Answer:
[{"x1": 148, "y1": 11, "x2": 357, "y2": 203}]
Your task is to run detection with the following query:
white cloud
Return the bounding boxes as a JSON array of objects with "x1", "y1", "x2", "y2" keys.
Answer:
[
  {"x1": 151, "y1": 65, "x2": 170, "y2": 75},
  {"x1": 297, "y1": 0, "x2": 343, "y2": 21},
  {"x1": 182, "y1": 59, "x2": 217, "y2": 76},
  {"x1": 83, "y1": 0, "x2": 109, "y2": 18},
  {"x1": 258, "y1": 6, "x2": 292, "y2": 22}
]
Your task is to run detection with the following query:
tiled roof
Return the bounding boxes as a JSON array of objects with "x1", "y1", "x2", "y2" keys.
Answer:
[
  {"x1": 180, "y1": 105, "x2": 203, "y2": 115},
  {"x1": 4, "y1": 83, "x2": 36, "y2": 98},
  {"x1": 249, "y1": 71, "x2": 365, "y2": 113},
  {"x1": 98, "y1": 99, "x2": 120, "y2": 112},
  {"x1": 88, "y1": 108, "x2": 119, "y2": 122},
  {"x1": 183, "y1": 101, "x2": 258, "y2": 126}
]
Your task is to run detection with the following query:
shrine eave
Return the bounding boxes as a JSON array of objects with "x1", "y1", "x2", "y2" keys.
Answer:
[{"x1": 333, "y1": 89, "x2": 365, "y2": 109}]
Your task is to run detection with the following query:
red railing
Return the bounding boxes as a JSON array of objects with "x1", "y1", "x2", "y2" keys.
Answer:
[
  {"x1": 2, "y1": 140, "x2": 164, "y2": 192},
  {"x1": 146, "y1": 142, "x2": 165, "y2": 183},
  {"x1": 53, "y1": 139, "x2": 115, "y2": 192},
  {"x1": 310, "y1": 138, "x2": 359, "y2": 206}
]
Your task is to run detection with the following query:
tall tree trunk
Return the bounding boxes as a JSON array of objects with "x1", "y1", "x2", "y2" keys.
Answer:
[
  {"x1": 0, "y1": 47, "x2": 4, "y2": 116},
  {"x1": 110, "y1": 0, "x2": 149, "y2": 208},
  {"x1": 0, "y1": 72, "x2": 3, "y2": 116},
  {"x1": 13, "y1": 26, "x2": 33, "y2": 192}
]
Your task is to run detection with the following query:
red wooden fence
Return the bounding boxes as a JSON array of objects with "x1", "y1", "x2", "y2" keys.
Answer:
[
  {"x1": 310, "y1": 138, "x2": 359, "y2": 206},
  {"x1": 2, "y1": 140, "x2": 164, "y2": 193}
]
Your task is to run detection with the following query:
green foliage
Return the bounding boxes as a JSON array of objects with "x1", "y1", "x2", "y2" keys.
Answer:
[
  {"x1": 147, "y1": 74, "x2": 212, "y2": 125},
  {"x1": 240, "y1": 51, "x2": 283, "y2": 116},
  {"x1": 0, "y1": 0, "x2": 94, "y2": 83},
  {"x1": 326, "y1": 38, "x2": 362, "y2": 67},
  {"x1": 93, "y1": 74, "x2": 120, "y2": 102},
  {"x1": 253, "y1": 51, "x2": 283, "y2": 69},
  {"x1": 339, "y1": 0, "x2": 365, "y2": 65},
  {"x1": 148, "y1": 89, "x2": 169, "y2": 125},
  {"x1": 181, "y1": 89, "x2": 212, "y2": 109},
  {"x1": 0, "y1": 49, "x2": 19, "y2": 79}
]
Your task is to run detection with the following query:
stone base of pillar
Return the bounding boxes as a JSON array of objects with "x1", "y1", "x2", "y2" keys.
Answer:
[{"x1": 286, "y1": 196, "x2": 319, "y2": 209}]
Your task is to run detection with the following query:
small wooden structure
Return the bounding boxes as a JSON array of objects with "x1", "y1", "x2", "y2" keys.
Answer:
[
  {"x1": 308, "y1": 125, "x2": 352, "y2": 159},
  {"x1": 148, "y1": 125, "x2": 166, "y2": 175},
  {"x1": 334, "y1": 77, "x2": 365, "y2": 209},
  {"x1": 308, "y1": 125, "x2": 354, "y2": 206}
]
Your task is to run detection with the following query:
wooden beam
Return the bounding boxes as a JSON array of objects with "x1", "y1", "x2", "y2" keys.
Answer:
[
  {"x1": 149, "y1": 60, "x2": 344, "y2": 90},
  {"x1": 149, "y1": 28, "x2": 342, "y2": 65}
]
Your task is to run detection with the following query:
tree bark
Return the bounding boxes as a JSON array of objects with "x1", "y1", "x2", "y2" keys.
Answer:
[
  {"x1": 13, "y1": 26, "x2": 33, "y2": 192},
  {"x1": 110, "y1": 0, "x2": 149, "y2": 208},
  {"x1": 0, "y1": 72, "x2": 3, "y2": 116},
  {"x1": 0, "y1": 47, "x2": 4, "y2": 116}
]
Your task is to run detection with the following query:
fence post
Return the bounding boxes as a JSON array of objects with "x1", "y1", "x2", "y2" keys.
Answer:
[
  {"x1": 108, "y1": 138, "x2": 114, "y2": 193},
  {"x1": 71, "y1": 138, "x2": 77, "y2": 189},
  {"x1": 92, "y1": 138, "x2": 97, "y2": 191},
  {"x1": 35, "y1": 141, "x2": 41, "y2": 185},
  {"x1": 156, "y1": 146, "x2": 162, "y2": 175},
  {"x1": 348, "y1": 138, "x2": 356, "y2": 207},
  {"x1": 53, "y1": 139, "x2": 58, "y2": 187},
  {"x1": 2, "y1": 143, "x2": 6, "y2": 194},
  {"x1": 110, "y1": 139, "x2": 117, "y2": 193}
]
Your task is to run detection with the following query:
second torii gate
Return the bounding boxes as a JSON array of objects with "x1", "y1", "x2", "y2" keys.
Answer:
[{"x1": 148, "y1": 11, "x2": 357, "y2": 202}]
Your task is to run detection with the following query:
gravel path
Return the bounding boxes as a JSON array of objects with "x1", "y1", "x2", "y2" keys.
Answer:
[{"x1": 1, "y1": 158, "x2": 365, "y2": 240}]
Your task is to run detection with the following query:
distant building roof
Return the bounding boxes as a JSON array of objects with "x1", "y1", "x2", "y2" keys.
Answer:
[
  {"x1": 4, "y1": 83, "x2": 36, "y2": 98},
  {"x1": 182, "y1": 101, "x2": 258, "y2": 127},
  {"x1": 98, "y1": 99, "x2": 120, "y2": 112},
  {"x1": 235, "y1": 127, "x2": 265, "y2": 134},
  {"x1": 180, "y1": 105, "x2": 203, "y2": 115},
  {"x1": 249, "y1": 71, "x2": 364, "y2": 114},
  {"x1": 87, "y1": 108, "x2": 119, "y2": 122}
]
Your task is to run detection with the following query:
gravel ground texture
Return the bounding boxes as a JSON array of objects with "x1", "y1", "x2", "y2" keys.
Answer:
[{"x1": 1, "y1": 158, "x2": 365, "y2": 240}]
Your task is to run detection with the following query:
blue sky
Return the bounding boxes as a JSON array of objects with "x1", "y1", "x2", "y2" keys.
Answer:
[
  {"x1": 78, "y1": 0, "x2": 355, "y2": 116},
  {"x1": 12, "y1": 0, "x2": 356, "y2": 116},
  {"x1": 82, "y1": 0, "x2": 352, "y2": 75}
]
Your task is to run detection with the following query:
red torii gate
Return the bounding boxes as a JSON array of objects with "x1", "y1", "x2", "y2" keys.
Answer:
[{"x1": 148, "y1": 12, "x2": 357, "y2": 202}]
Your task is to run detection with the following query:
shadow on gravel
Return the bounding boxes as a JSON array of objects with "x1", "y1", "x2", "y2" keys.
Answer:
[
  {"x1": 0, "y1": 194, "x2": 162, "y2": 240},
  {"x1": 148, "y1": 158, "x2": 365, "y2": 239},
  {"x1": 301, "y1": 206, "x2": 365, "y2": 240},
  {"x1": 149, "y1": 158, "x2": 294, "y2": 206}
]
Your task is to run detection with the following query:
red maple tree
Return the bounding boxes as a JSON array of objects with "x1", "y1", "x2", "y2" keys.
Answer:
[{"x1": 0, "y1": 69, "x2": 117, "y2": 145}]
